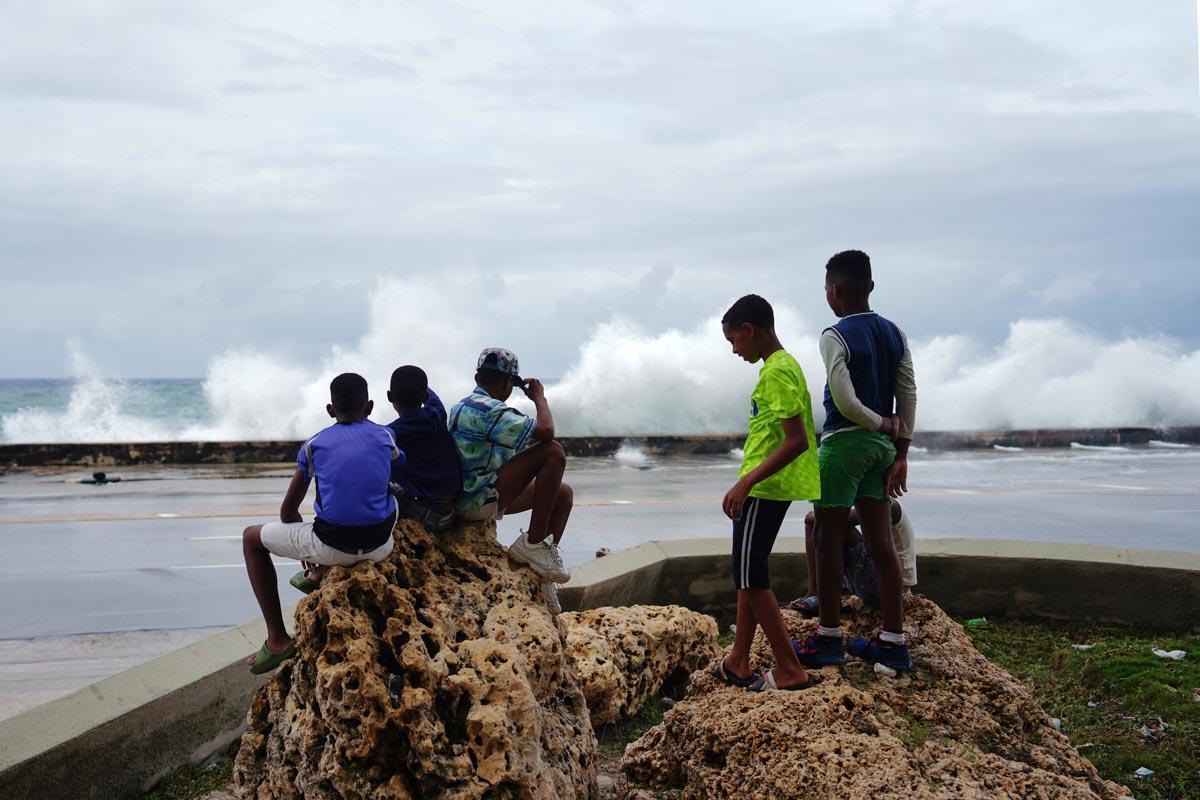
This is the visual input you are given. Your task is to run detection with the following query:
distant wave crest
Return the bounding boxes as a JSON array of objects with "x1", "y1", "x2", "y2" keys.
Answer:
[{"x1": 3, "y1": 280, "x2": 1200, "y2": 443}]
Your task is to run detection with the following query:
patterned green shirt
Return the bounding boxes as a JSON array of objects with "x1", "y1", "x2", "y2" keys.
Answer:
[
  {"x1": 448, "y1": 387, "x2": 537, "y2": 511},
  {"x1": 739, "y1": 349, "x2": 821, "y2": 501}
]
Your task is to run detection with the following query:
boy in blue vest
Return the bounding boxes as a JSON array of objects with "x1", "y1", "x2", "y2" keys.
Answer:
[
  {"x1": 241, "y1": 373, "x2": 402, "y2": 674},
  {"x1": 385, "y1": 365, "x2": 461, "y2": 531},
  {"x1": 792, "y1": 250, "x2": 918, "y2": 677}
]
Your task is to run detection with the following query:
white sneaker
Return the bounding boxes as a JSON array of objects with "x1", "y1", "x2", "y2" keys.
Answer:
[
  {"x1": 508, "y1": 530, "x2": 570, "y2": 583},
  {"x1": 542, "y1": 581, "x2": 562, "y2": 615}
]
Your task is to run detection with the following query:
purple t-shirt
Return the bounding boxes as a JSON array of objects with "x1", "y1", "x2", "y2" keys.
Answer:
[{"x1": 297, "y1": 421, "x2": 402, "y2": 527}]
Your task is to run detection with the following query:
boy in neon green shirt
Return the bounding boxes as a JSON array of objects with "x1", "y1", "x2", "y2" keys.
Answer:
[{"x1": 713, "y1": 294, "x2": 821, "y2": 692}]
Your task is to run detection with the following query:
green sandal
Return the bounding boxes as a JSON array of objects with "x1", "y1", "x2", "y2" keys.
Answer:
[
  {"x1": 250, "y1": 641, "x2": 297, "y2": 674},
  {"x1": 289, "y1": 571, "x2": 320, "y2": 594}
]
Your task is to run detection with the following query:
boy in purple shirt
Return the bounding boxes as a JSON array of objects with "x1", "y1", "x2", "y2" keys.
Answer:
[{"x1": 241, "y1": 373, "x2": 402, "y2": 674}]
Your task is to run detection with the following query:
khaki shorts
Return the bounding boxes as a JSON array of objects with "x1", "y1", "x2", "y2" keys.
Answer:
[
  {"x1": 259, "y1": 520, "x2": 394, "y2": 566},
  {"x1": 457, "y1": 498, "x2": 504, "y2": 522}
]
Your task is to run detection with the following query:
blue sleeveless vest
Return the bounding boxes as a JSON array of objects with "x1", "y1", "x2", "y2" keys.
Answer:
[{"x1": 821, "y1": 312, "x2": 904, "y2": 435}]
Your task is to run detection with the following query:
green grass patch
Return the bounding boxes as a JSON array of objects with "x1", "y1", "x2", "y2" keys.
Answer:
[
  {"x1": 597, "y1": 694, "x2": 671, "y2": 757},
  {"x1": 964, "y1": 618, "x2": 1199, "y2": 800},
  {"x1": 142, "y1": 760, "x2": 232, "y2": 800}
]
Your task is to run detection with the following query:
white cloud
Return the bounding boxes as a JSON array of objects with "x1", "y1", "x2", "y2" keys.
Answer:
[{"x1": 0, "y1": 1, "x2": 1197, "y2": 377}]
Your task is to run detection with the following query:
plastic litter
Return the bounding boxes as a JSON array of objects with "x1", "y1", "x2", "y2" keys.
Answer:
[
  {"x1": 1086, "y1": 701, "x2": 1098, "y2": 708},
  {"x1": 1049, "y1": 718, "x2": 1062, "y2": 731},
  {"x1": 1134, "y1": 767, "x2": 1155, "y2": 779},
  {"x1": 1071, "y1": 644, "x2": 1094, "y2": 651},
  {"x1": 874, "y1": 662, "x2": 898, "y2": 678},
  {"x1": 1151, "y1": 648, "x2": 1186, "y2": 660},
  {"x1": 965, "y1": 617, "x2": 988, "y2": 627}
]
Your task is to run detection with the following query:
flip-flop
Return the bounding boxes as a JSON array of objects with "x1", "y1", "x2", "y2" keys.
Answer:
[
  {"x1": 784, "y1": 595, "x2": 820, "y2": 616},
  {"x1": 289, "y1": 571, "x2": 320, "y2": 594},
  {"x1": 249, "y1": 641, "x2": 297, "y2": 675},
  {"x1": 712, "y1": 658, "x2": 760, "y2": 688},
  {"x1": 748, "y1": 669, "x2": 818, "y2": 693}
]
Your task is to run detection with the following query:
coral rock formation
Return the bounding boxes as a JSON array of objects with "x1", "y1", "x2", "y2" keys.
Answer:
[
  {"x1": 560, "y1": 606, "x2": 720, "y2": 727},
  {"x1": 234, "y1": 519, "x2": 599, "y2": 800},
  {"x1": 622, "y1": 596, "x2": 1132, "y2": 800}
]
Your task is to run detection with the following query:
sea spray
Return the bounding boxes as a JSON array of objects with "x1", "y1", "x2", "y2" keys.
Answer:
[{"x1": 3, "y1": 280, "x2": 1200, "y2": 443}]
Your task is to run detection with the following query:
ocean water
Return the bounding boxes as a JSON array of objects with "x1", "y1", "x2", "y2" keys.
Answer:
[{"x1": 3, "y1": 281, "x2": 1200, "y2": 443}]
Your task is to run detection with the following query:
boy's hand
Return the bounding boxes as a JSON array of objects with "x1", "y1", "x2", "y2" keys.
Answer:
[
  {"x1": 520, "y1": 378, "x2": 545, "y2": 401},
  {"x1": 884, "y1": 455, "x2": 908, "y2": 498},
  {"x1": 723, "y1": 478, "x2": 752, "y2": 520}
]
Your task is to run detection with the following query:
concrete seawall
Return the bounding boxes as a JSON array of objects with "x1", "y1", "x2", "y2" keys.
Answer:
[
  {"x1": 2, "y1": 426, "x2": 1198, "y2": 467},
  {"x1": 1, "y1": 539, "x2": 1197, "y2": 799}
]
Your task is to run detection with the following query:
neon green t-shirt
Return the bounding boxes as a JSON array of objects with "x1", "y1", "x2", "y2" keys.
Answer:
[{"x1": 739, "y1": 349, "x2": 821, "y2": 501}]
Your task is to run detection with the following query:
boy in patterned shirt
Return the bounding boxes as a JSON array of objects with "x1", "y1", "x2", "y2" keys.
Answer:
[
  {"x1": 449, "y1": 348, "x2": 573, "y2": 613},
  {"x1": 713, "y1": 294, "x2": 821, "y2": 692}
]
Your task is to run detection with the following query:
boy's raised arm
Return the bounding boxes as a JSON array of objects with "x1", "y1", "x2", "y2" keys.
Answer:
[
  {"x1": 425, "y1": 388, "x2": 447, "y2": 423},
  {"x1": 279, "y1": 467, "x2": 309, "y2": 523},
  {"x1": 521, "y1": 379, "x2": 555, "y2": 441},
  {"x1": 820, "y1": 330, "x2": 887, "y2": 433}
]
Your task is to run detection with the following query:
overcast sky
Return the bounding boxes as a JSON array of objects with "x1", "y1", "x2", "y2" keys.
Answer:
[{"x1": 0, "y1": 1, "x2": 1197, "y2": 379}]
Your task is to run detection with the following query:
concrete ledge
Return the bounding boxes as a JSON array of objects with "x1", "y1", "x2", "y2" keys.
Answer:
[
  {"x1": 4, "y1": 540, "x2": 1198, "y2": 799},
  {"x1": 562, "y1": 537, "x2": 1200, "y2": 631},
  {"x1": 0, "y1": 608, "x2": 292, "y2": 800}
]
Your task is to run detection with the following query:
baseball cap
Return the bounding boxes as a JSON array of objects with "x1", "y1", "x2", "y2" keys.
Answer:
[{"x1": 476, "y1": 347, "x2": 522, "y2": 382}]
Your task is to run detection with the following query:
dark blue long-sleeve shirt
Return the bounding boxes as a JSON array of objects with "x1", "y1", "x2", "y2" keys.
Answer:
[{"x1": 386, "y1": 388, "x2": 462, "y2": 501}]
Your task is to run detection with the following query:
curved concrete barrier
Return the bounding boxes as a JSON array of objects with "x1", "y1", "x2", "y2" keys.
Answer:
[{"x1": 2, "y1": 540, "x2": 1196, "y2": 799}]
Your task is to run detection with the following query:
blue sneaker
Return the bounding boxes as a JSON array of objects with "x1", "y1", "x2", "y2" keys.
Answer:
[
  {"x1": 847, "y1": 636, "x2": 914, "y2": 676},
  {"x1": 792, "y1": 633, "x2": 845, "y2": 667}
]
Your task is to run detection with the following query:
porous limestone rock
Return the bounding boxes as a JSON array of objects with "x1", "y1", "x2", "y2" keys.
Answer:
[
  {"x1": 234, "y1": 518, "x2": 599, "y2": 800},
  {"x1": 622, "y1": 596, "x2": 1133, "y2": 800},
  {"x1": 560, "y1": 605, "x2": 720, "y2": 727}
]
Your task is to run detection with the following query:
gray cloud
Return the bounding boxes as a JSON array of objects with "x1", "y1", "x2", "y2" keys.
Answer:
[{"x1": 0, "y1": 0, "x2": 1197, "y2": 377}]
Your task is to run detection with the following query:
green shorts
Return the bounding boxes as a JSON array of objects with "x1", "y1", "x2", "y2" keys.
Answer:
[{"x1": 813, "y1": 428, "x2": 896, "y2": 508}]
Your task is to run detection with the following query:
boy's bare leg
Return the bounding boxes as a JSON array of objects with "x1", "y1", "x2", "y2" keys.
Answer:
[
  {"x1": 724, "y1": 590, "x2": 758, "y2": 678},
  {"x1": 505, "y1": 481, "x2": 573, "y2": 545},
  {"x1": 815, "y1": 507, "x2": 851, "y2": 629},
  {"x1": 494, "y1": 441, "x2": 566, "y2": 544},
  {"x1": 803, "y1": 513, "x2": 817, "y2": 594},
  {"x1": 854, "y1": 496, "x2": 904, "y2": 633},
  {"x1": 242, "y1": 525, "x2": 293, "y2": 652},
  {"x1": 748, "y1": 589, "x2": 809, "y2": 686}
]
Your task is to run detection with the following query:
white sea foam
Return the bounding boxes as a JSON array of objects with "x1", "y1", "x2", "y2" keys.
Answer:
[
  {"x1": 614, "y1": 442, "x2": 651, "y2": 467},
  {"x1": 1, "y1": 347, "x2": 175, "y2": 443},
  {"x1": 4, "y1": 281, "x2": 1200, "y2": 443}
]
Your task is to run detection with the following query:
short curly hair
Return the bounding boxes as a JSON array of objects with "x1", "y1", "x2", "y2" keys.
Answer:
[{"x1": 721, "y1": 294, "x2": 774, "y2": 329}]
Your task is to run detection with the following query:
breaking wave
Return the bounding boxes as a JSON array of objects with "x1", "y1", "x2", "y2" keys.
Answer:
[{"x1": 3, "y1": 279, "x2": 1199, "y2": 443}]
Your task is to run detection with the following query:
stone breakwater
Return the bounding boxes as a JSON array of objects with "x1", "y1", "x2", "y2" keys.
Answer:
[
  {"x1": 5, "y1": 426, "x2": 1199, "y2": 467},
  {"x1": 231, "y1": 516, "x2": 1130, "y2": 800},
  {"x1": 621, "y1": 597, "x2": 1132, "y2": 800},
  {"x1": 233, "y1": 519, "x2": 716, "y2": 799}
]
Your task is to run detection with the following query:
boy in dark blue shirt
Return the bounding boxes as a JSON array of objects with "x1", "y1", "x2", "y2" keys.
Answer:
[
  {"x1": 385, "y1": 365, "x2": 461, "y2": 531},
  {"x1": 792, "y1": 250, "x2": 918, "y2": 678},
  {"x1": 241, "y1": 373, "x2": 402, "y2": 674}
]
